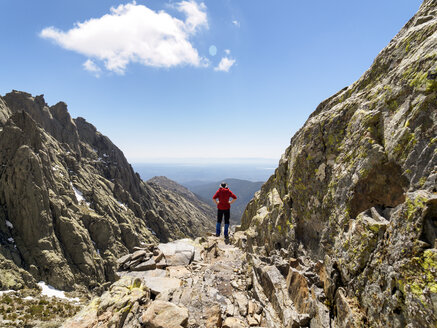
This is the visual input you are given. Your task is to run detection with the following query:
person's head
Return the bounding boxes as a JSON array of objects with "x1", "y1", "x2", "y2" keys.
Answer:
[{"x1": 220, "y1": 182, "x2": 227, "y2": 188}]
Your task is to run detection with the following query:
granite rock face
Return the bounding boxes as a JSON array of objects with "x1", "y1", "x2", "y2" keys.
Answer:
[
  {"x1": 239, "y1": 1, "x2": 437, "y2": 327},
  {"x1": 0, "y1": 92, "x2": 213, "y2": 292}
]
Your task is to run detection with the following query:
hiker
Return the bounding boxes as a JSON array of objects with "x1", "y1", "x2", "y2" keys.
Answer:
[{"x1": 212, "y1": 182, "x2": 237, "y2": 240}]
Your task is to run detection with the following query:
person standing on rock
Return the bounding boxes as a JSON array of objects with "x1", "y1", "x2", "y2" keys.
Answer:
[{"x1": 212, "y1": 182, "x2": 237, "y2": 241}]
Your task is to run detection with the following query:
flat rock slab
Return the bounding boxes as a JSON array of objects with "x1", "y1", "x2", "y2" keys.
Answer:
[
  {"x1": 142, "y1": 276, "x2": 182, "y2": 295},
  {"x1": 141, "y1": 300, "x2": 188, "y2": 328},
  {"x1": 167, "y1": 266, "x2": 191, "y2": 279},
  {"x1": 158, "y1": 239, "x2": 196, "y2": 266},
  {"x1": 133, "y1": 258, "x2": 156, "y2": 271},
  {"x1": 117, "y1": 269, "x2": 167, "y2": 280}
]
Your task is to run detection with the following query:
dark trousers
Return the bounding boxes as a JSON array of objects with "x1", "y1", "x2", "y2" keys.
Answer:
[
  {"x1": 216, "y1": 209, "x2": 230, "y2": 237},
  {"x1": 217, "y1": 209, "x2": 230, "y2": 224}
]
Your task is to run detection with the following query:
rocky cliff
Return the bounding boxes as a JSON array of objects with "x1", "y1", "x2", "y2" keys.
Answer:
[
  {"x1": 238, "y1": 0, "x2": 436, "y2": 326},
  {"x1": 0, "y1": 92, "x2": 214, "y2": 293},
  {"x1": 147, "y1": 176, "x2": 216, "y2": 225}
]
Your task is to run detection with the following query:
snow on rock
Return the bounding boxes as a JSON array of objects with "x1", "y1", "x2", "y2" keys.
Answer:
[
  {"x1": 117, "y1": 201, "x2": 127, "y2": 211},
  {"x1": 5, "y1": 220, "x2": 13, "y2": 229},
  {"x1": 7, "y1": 237, "x2": 14, "y2": 243},
  {"x1": 70, "y1": 183, "x2": 85, "y2": 203},
  {"x1": 37, "y1": 282, "x2": 80, "y2": 302},
  {"x1": 148, "y1": 228, "x2": 157, "y2": 236},
  {"x1": 0, "y1": 290, "x2": 14, "y2": 296},
  {"x1": 52, "y1": 165, "x2": 65, "y2": 177}
]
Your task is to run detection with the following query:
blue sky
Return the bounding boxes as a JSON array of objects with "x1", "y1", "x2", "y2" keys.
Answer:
[{"x1": 0, "y1": 0, "x2": 422, "y2": 163}]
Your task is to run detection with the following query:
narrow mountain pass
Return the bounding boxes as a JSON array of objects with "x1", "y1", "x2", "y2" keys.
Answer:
[{"x1": 63, "y1": 233, "x2": 333, "y2": 328}]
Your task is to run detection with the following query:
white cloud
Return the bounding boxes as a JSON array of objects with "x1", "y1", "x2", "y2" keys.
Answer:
[
  {"x1": 214, "y1": 57, "x2": 236, "y2": 72},
  {"x1": 224, "y1": 49, "x2": 231, "y2": 55},
  {"x1": 40, "y1": 1, "x2": 208, "y2": 74},
  {"x1": 232, "y1": 20, "x2": 240, "y2": 27},
  {"x1": 82, "y1": 59, "x2": 101, "y2": 77},
  {"x1": 176, "y1": 1, "x2": 208, "y2": 32}
]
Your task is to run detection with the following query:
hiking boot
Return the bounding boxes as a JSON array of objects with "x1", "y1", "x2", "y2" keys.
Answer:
[{"x1": 224, "y1": 237, "x2": 230, "y2": 244}]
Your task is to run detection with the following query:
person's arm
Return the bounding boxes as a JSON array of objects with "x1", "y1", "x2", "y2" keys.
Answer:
[
  {"x1": 229, "y1": 191, "x2": 237, "y2": 204},
  {"x1": 212, "y1": 191, "x2": 219, "y2": 205}
]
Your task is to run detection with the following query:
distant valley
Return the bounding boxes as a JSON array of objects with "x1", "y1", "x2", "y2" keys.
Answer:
[
  {"x1": 132, "y1": 162, "x2": 276, "y2": 184},
  {"x1": 133, "y1": 163, "x2": 269, "y2": 224},
  {"x1": 183, "y1": 178, "x2": 264, "y2": 224}
]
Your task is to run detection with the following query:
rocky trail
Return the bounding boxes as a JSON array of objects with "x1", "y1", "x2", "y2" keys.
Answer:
[{"x1": 62, "y1": 232, "x2": 333, "y2": 328}]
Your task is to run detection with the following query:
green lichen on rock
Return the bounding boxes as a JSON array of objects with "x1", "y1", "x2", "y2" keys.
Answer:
[
  {"x1": 398, "y1": 249, "x2": 437, "y2": 297},
  {"x1": 405, "y1": 194, "x2": 428, "y2": 220},
  {"x1": 239, "y1": 1, "x2": 437, "y2": 326}
]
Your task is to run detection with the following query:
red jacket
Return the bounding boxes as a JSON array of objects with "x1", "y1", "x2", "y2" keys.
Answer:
[{"x1": 213, "y1": 188, "x2": 237, "y2": 210}]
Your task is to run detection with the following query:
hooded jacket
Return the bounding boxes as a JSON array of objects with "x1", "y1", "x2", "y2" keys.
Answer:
[{"x1": 212, "y1": 187, "x2": 237, "y2": 210}]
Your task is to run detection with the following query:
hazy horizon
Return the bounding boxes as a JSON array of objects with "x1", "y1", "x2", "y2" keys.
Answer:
[
  {"x1": 130, "y1": 157, "x2": 279, "y2": 165},
  {"x1": 132, "y1": 161, "x2": 277, "y2": 184}
]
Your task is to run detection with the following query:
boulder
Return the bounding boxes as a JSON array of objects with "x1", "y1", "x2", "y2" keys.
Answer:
[
  {"x1": 205, "y1": 305, "x2": 222, "y2": 328},
  {"x1": 286, "y1": 268, "x2": 313, "y2": 315},
  {"x1": 142, "y1": 277, "x2": 182, "y2": 296},
  {"x1": 141, "y1": 300, "x2": 188, "y2": 328},
  {"x1": 62, "y1": 276, "x2": 150, "y2": 328},
  {"x1": 158, "y1": 239, "x2": 195, "y2": 266},
  {"x1": 222, "y1": 317, "x2": 247, "y2": 328}
]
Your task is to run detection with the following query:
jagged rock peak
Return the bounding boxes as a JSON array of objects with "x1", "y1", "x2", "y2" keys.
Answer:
[{"x1": 0, "y1": 91, "x2": 215, "y2": 295}]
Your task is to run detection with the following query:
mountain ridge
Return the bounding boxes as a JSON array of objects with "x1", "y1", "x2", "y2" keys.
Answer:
[{"x1": 0, "y1": 91, "x2": 214, "y2": 293}]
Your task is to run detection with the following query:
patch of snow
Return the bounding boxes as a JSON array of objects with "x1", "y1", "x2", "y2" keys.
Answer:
[
  {"x1": 23, "y1": 296, "x2": 34, "y2": 300},
  {"x1": 148, "y1": 228, "x2": 156, "y2": 236},
  {"x1": 37, "y1": 281, "x2": 80, "y2": 302},
  {"x1": 70, "y1": 183, "x2": 85, "y2": 202},
  {"x1": 0, "y1": 290, "x2": 14, "y2": 296},
  {"x1": 7, "y1": 237, "x2": 14, "y2": 243},
  {"x1": 103, "y1": 153, "x2": 109, "y2": 158},
  {"x1": 97, "y1": 249, "x2": 100, "y2": 255},
  {"x1": 117, "y1": 201, "x2": 127, "y2": 211},
  {"x1": 5, "y1": 220, "x2": 13, "y2": 229}
]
